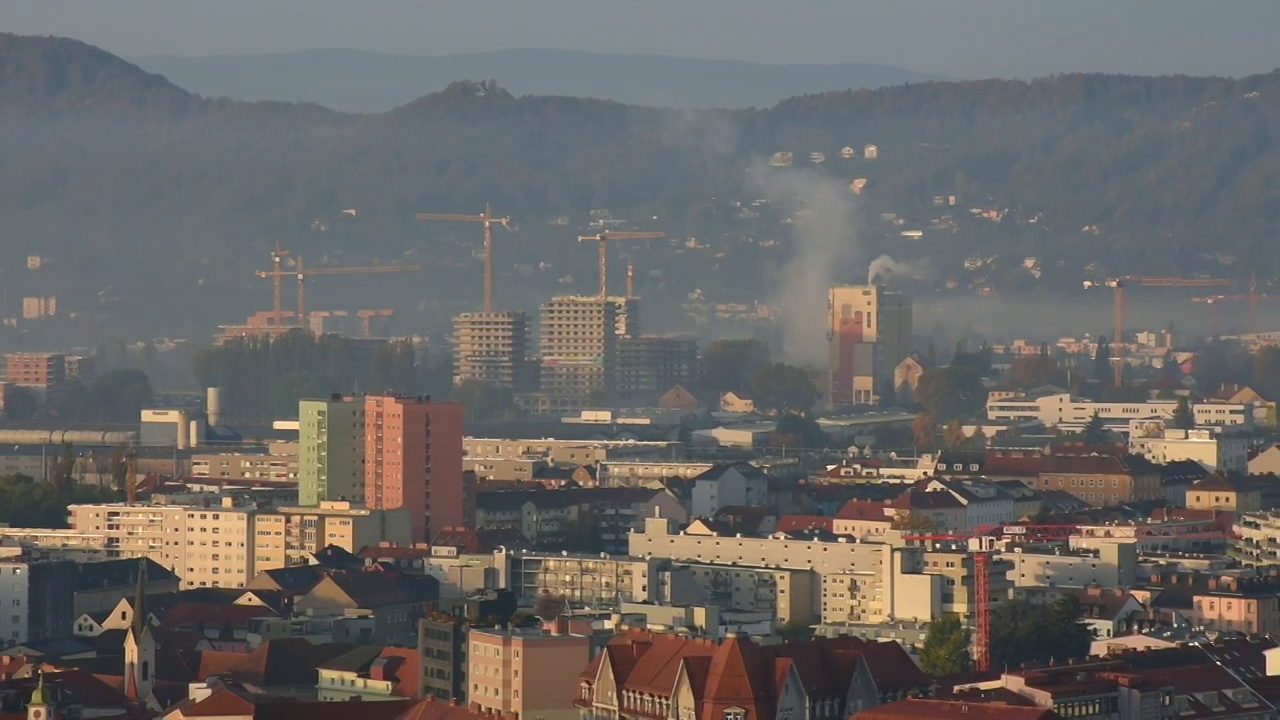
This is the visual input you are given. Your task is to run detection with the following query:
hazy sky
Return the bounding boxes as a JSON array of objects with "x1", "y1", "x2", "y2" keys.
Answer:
[{"x1": 4, "y1": 0, "x2": 1278, "y2": 78}]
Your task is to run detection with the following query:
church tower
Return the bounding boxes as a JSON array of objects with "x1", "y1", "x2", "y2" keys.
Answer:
[
  {"x1": 123, "y1": 559, "x2": 156, "y2": 704},
  {"x1": 27, "y1": 671, "x2": 51, "y2": 720}
]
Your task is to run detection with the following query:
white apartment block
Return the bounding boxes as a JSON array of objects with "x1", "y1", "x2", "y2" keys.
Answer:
[
  {"x1": 629, "y1": 516, "x2": 945, "y2": 625},
  {"x1": 68, "y1": 499, "x2": 409, "y2": 589},
  {"x1": 1128, "y1": 428, "x2": 1248, "y2": 473},
  {"x1": 986, "y1": 393, "x2": 1251, "y2": 430},
  {"x1": 1003, "y1": 542, "x2": 1137, "y2": 589}
]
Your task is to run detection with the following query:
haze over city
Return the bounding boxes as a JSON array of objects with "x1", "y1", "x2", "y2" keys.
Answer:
[{"x1": 2, "y1": 3, "x2": 1280, "y2": 718}]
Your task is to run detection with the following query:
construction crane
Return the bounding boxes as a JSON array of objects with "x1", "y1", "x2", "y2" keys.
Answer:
[
  {"x1": 260, "y1": 242, "x2": 292, "y2": 328},
  {"x1": 1083, "y1": 276, "x2": 1232, "y2": 387},
  {"x1": 293, "y1": 256, "x2": 423, "y2": 326},
  {"x1": 577, "y1": 231, "x2": 665, "y2": 300},
  {"x1": 414, "y1": 204, "x2": 512, "y2": 312},
  {"x1": 1193, "y1": 280, "x2": 1274, "y2": 336},
  {"x1": 904, "y1": 523, "x2": 1233, "y2": 672}
]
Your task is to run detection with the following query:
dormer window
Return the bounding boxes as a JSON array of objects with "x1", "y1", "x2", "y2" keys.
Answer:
[{"x1": 724, "y1": 708, "x2": 746, "y2": 720}]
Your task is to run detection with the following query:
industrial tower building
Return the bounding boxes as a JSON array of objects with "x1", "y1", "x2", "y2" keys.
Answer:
[
  {"x1": 451, "y1": 311, "x2": 536, "y2": 391},
  {"x1": 828, "y1": 285, "x2": 913, "y2": 406}
]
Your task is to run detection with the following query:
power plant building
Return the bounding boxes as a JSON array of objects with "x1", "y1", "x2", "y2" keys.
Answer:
[{"x1": 828, "y1": 285, "x2": 912, "y2": 406}]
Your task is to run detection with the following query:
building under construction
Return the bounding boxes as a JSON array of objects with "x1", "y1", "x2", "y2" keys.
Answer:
[
  {"x1": 451, "y1": 311, "x2": 537, "y2": 391},
  {"x1": 535, "y1": 296, "x2": 620, "y2": 412}
]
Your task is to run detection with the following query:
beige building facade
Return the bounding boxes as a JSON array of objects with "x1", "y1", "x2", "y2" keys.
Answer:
[{"x1": 469, "y1": 625, "x2": 590, "y2": 720}]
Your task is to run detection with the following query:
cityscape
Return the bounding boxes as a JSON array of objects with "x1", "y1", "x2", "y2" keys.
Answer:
[{"x1": 4, "y1": 5, "x2": 1280, "y2": 720}]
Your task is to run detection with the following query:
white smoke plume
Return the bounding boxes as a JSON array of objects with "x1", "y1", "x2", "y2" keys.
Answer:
[
  {"x1": 750, "y1": 163, "x2": 859, "y2": 367},
  {"x1": 867, "y1": 254, "x2": 913, "y2": 284}
]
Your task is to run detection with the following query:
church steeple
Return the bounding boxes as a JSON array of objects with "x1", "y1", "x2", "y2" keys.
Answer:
[
  {"x1": 132, "y1": 559, "x2": 147, "y2": 636},
  {"x1": 124, "y1": 559, "x2": 155, "y2": 705},
  {"x1": 27, "y1": 671, "x2": 49, "y2": 720}
]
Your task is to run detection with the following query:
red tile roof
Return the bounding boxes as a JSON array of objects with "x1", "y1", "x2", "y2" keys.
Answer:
[
  {"x1": 397, "y1": 697, "x2": 505, "y2": 720},
  {"x1": 835, "y1": 500, "x2": 891, "y2": 521},
  {"x1": 775, "y1": 515, "x2": 835, "y2": 533}
]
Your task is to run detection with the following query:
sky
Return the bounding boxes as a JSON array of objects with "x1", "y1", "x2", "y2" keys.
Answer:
[{"x1": 3, "y1": 0, "x2": 1279, "y2": 78}]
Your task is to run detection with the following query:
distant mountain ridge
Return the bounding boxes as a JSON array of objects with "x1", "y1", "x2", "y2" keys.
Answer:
[
  {"x1": 2, "y1": 33, "x2": 1279, "y2": 342},
  {"x1": 127, "y1": 48, "x2": 949, "y2": 112}
]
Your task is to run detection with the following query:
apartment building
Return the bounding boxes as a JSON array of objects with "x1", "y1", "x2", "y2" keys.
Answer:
[
  {"x1": 469, "y1": 622, "x2": 589, "y2": 720},
  {"x1": 1032, "y1": 448, "x2": 1163, "y2": 505},
  {"x1": 300, "y1": 394, "x2": 468, "y2": 542},
  {"x1": 1129, "y1": 428, "x2": 1248, "y2": 472},
  {"x1": 68, "y1": 499, "x2": 410, "y2": 589},
  {"x1": 506, "y1": 552, "x2": 662, "y2": 607},
  {"x1": 419, "y1": 611, "x2": 468, "y2": 702},
  {"x1": 3, "y1": 352, "x2": 66, "y2": 387},
  {"x1": 629, "y1": 516, "x2": 947, "y2": 625},
  {"x1": 191, "y1": 450, "x2": 299, "y2": 482},
  {"x1": 299, "y1": 396, "x2": 366, "y2": 506},
  {"x1": 615, "y1": 336, "x2": 698, "y2": 406},
  {"x1": 1003, "y1": 542, "x2": 1138, "y2": 588},
  {"x1": 679, "y1": 563, "x2": 817, "y2": 625},
  {"x1": 987, "y1": 392, "x2": 1251, "y2": 430},
  {"x1": 538, "y1": 296, "x2": 618, "y2": 409},
  {"x1": 452, "y1": 311, "x2": 537, "y2": 391},
  {"x1": 1232, "y1": 511, "x2": 1280, "y2": 566}
]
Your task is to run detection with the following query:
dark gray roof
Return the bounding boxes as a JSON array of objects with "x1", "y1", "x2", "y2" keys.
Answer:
[
  {"x1": 73, "y1": 557, "x2": 176, "y2": 592},
  {"x1": 318, "y1": 644, "x2": 385, "y2": 673}
]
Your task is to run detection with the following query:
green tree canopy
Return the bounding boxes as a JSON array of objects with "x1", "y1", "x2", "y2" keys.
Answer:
[
  {"x1": 703, "y1": 339, "x2": 771, "y2": 397},
  {"x1": 452, "y1": 380, "x2": 517, "y2": 422},
  {"x1": 989, "y1": 597, "x2": 1092, "y2": 669},
  {"x1": 89, "y1": 369, "x2": 154, "y2": 423},
  {"x1": 1171, "y1": 396, "x2": 1195, "y2": 430},
  {"x1": 919, "y1": 614, "x2": 973, "y2": 677},
  {"x1": 770, "y1": 412, "x2": 830, "y2": 449},
  {"x1": 3, "y1": 386, "x2": 38, "y2": 420},
  {"x1": 749, "y1": 362, "x2": 818, "y2": 416},
  {"x1": 914, "y1": 365, "x2": 985, "y2": 423},
  {"x1": 1081, "y1": 411, "x2": 1111, "y2": 444}
]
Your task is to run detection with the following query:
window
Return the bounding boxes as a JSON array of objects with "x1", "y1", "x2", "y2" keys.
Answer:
[{"x1": 724, "y1": 707, "x2": 746, "y2": 720}]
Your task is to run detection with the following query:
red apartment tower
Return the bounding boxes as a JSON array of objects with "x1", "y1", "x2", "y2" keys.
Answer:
[{"x1": 362, "y1": 395, "x2": 468, "y2": 542}]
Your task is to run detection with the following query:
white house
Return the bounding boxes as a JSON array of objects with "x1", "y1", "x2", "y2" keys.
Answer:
[{"x1": 691, "y1": 463, "x2": 769, "y2": 517}]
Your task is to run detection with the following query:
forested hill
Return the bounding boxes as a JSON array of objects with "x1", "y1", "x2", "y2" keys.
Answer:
[{"x1": 1, "y1": 33, "x2": 1279, "y2": 340}]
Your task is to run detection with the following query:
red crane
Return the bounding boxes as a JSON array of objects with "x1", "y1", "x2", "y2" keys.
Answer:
[{"x1": 902, "y1": 523, "x2": 1231, "y2": 672}]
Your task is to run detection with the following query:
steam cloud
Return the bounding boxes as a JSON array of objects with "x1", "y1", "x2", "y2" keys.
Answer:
[
  {"x1": 867, "y1": 254, "x2": 912, "y2": 284},
  {"x1": 751, "y1": 164, "x2": 859, "y2": 367}
]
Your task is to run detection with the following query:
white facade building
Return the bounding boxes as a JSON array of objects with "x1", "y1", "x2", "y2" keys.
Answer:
[
  {"x1": 986, "y1": 393, "x2": 1250, "y2": 430},
  {"x1": 1129, "y1": 428, "x2": 1248, "y2": 473},
  {"x1": 690, "y1": 463, "x2": 769, "y2": 517}
]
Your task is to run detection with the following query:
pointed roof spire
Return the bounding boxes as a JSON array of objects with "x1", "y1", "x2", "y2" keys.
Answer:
[
  {"x1": 29, "y1": 670, "x2": 47, "y2": 707},
  {"x1": 133, "y1": 558, "x2": 147, "y2": 637}
]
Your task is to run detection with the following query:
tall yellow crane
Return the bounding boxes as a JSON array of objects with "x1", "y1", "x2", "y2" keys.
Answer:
[
  {"x1": 294, "y1": 256, "x2": 424, "y2": 325},
  {"x1": 1084, "y1": 276, "x2": 1232, "y2": 387},
  {"x1": 414, "y1": 204, "x2": 512, "y2": 312},
  {"x1": 258, "y1": 242, "x2": 292, "y2": 328},
  {"x1": 577, "y1": 231, "x2": 665, "y2": 300}
]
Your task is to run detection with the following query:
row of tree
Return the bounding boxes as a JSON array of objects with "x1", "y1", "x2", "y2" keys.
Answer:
[
  {"x1": 3, "y1": 369, "x2": 154, "y2": 423},
  {"x1": 919, "y1": 597, "x2": 1094, "y2": 676},
  {"x1": 191, "y1": 331, "x2": 452, "y2": 419}
]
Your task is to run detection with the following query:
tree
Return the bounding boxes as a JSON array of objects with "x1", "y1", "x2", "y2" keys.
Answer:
[
  {"x1": 989, "y1": 597, "x2": 1092, "y2": 669},
  {"x1": 919, "y1": 614, "x2": 973, "y2": 676},
  {"x1": 90, "y1": 369, "x2": 154, "y2": 422},
  {"x1": 914, "y1": 366, "x2": 985, "y2": 423},
  {"x1": 749, "y1": 363, "x2": 818, "y2": 415},
  {"x1": 912, "y1": 413, "x2": 938, "y2": 450},
  {"x1": 451, "y1": 380, "x2": 517, "y2": 422},
  {"x1": 777, "y1": 619, "x2": 815, "y2": 641},
  {"x1": 1093, "y1": 336, "x2": 1111, "y2": 382},
  {"x1": 1080, "y1": 412, "x2": 1110, "y2": 444},
  {"x1": 3, "y1": 386, "x2": 38, "y2": 420},
  {"x1": 943, "y1": 420, "x2": 968, "y2": 448},
  {"x1": 890, "y1": 511, "x2": 938, "y2": 533},
  {"x1": 533, "y1": 591, "x2": 567, "y2": 621},
  {"x1": 1008, "y1": 353, "x2": 1061, "y2": 390},
  {"x1": 1171, "y1": 396, "x2": 1195, "y2": 430},
  {"x1": 51, "y1": 443, "x2": 76, "y2": 500},
  {"x1": 703, "y1": 339, "x2": 771, "y2": 397},
  {"x1": 770, "y1": 413, "x2": 829, "y2": 450}
]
